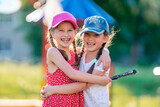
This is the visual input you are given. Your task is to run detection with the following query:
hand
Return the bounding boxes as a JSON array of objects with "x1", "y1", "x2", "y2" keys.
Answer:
[
  {"x1": 86, "y1": 83, "x2": 93, "y2": 88},
  {"x1": 102, "y1": 76, "x2": 112, "y2": 86},
  {"x1": 41, "y1": 86, "x2": 48, "y2": 101},
  {"x1": 97, "y1": 49, "x2": 111, "y2": 71},
  {"x1": 42, "y1": 85, "x2": 55, "y2": 97}
]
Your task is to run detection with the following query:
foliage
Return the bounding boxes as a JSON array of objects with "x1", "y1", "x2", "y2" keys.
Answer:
[
  {"x1": 17, "y1": 0, "x2": 160, "y2": 65},
  {"x1": 17, "y1": 0, "x2": 43, "y2": 58},
  {"x1": 94, "y1": 0, "x2": 160, "y2": 65}
]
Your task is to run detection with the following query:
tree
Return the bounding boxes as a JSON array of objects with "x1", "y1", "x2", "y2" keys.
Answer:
[
  {"x1": 94, "y1": 0, "x2": 160, "y2": 65},
  {"x1": 18, "y1": 0, "x2": 43, "y2": 60}
]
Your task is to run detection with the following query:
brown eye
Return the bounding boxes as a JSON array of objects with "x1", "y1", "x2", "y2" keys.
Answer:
[
  {"x1": 95, "y1": 34, "x2": 99, "y2": 36},
  {"x1": 68, "y1": 30, "x2": 73, "y2": 32},
  {"x1": 59, "y1": 30, "x2": 63, "y2": 32},
  {"x1": 84, "y1": 32, "x2": 89, "y2": 36}
]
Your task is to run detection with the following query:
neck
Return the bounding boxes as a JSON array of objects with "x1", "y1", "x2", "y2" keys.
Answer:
[
  {"x1": 57, "y1": 46, "x2": 71, "y2": 60},
  {"x1": 57, "y1": 46, "x2": 70, "y2": 53},
  {"x1": 85, "y1": 49, "x2": 99, "y2": 63}
]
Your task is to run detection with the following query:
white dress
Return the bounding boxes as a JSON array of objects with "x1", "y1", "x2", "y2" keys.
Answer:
[{"x1": 79, "y1": 53, "x2": 110, "y2": 107}]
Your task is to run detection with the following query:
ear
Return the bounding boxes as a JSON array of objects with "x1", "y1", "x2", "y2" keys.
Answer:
[{"x1": 103, "y1": 35, "x2": 109, "y2": 43}]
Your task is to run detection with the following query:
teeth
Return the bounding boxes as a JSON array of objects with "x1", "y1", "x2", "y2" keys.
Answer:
[
  {"x1": 61, "y1": 38, "x2": 70, "y2": 41},
  {"x1": 87, "y1": 42, "x2": 95, "y2": 46}
]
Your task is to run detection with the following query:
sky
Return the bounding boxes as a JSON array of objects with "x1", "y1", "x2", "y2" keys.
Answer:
[{"x1": 0, "y1": 0, "x2": 21, "y2": 14}]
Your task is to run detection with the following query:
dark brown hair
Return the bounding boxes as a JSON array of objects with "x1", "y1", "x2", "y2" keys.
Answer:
[{"x1": 78, "y1": 28, "x2": 116, "y2": 74}]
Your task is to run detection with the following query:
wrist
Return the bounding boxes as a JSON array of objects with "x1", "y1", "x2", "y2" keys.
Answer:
[
  {"x1": 48, "y1": 86, "x2": 57, "y2": 95},
  {"x1": 86, "y1": 82, "x2": 93, "y2": 88},
  {"x1": 53, "y1": 86, "x2": 59, "y2": 94}
]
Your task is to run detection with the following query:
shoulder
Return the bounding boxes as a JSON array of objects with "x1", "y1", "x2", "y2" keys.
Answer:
[
  {"x1": 48, "y1": 47, "x2": 58, "y2": 53},
  {"x1": 47, "y1": 47, "x2": 60, "y2": 56}
]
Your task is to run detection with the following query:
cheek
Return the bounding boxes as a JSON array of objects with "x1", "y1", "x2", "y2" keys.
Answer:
[
  {"x1": 54, "y1": 32, "x2": 61, "y2": 38},
  {"x1": 96, "y1": 38, "x2": 104, "y2": 45},
  {"x1": 83, "y1": 37, "x2": 87, "y2": 44},
  {"x1": 70, "y1": 32, "x2": 75, "y2": 37},
  {"x1": 71, "y1": 34, "x2": 75, "y2": 40},
  {"x1": 95, "y1": 38, "x2": 101, "y2": 42}
]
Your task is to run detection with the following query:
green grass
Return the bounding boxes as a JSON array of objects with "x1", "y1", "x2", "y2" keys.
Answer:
[
  {"x1": 113, "y1": 64, "x2": 160, "y2": 96},
  {"x1": 0, "y1": 61, "x2": 42, "y2": 99},
  {"x1": 0, "y1": 61, "x2": 159, "y2": 107},
  {"x1": 111, "y1": 64, "x2": 160, "y2": 107},
  {"x1": 112, "y1": 83, "x2": 159, "y2": 107}
]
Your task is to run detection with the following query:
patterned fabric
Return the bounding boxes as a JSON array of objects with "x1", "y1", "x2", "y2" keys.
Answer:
[{"x1": 42, "y1": 50, "x2": 84, "y2": 107}]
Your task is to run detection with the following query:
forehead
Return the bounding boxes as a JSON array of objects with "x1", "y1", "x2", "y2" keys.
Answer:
[
  {"x1": 84, "y1": 32, "x2": 103, "y2": 36},
  {"x1": 57, "y1": 21, "x2": 74, "y2": 28},
  {"x1": 84, "y1": 32, "x2": 97, "y2": 35}
]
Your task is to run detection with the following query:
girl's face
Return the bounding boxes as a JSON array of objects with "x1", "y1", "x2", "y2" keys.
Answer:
[
  {"x1": 51, "y1": 22, "x2": 76, "y2": 50},
  {"x1": 83, "y1": 32, "x2": 108, "y2": 53}
]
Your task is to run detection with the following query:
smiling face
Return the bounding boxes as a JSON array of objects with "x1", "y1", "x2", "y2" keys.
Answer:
[
  {"x1": 83, "y1": 32, "x2": 108, "y2": 53},
  {"x1": 51, "y1": 21, "x2": 76, "y2": 50}
]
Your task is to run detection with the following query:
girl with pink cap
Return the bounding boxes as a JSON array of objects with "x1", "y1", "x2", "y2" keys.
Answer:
[{"x1": 42, "y1": 12, "x2": 112, "y2": 107}]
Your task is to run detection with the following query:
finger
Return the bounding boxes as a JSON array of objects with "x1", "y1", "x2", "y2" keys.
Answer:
[
  {"x1": 41, "y1": 90, "x2": 46, "y2": 94},
  {"x1": 42, "y1": 92, "x2": 49, "y2": 98},
  {"x1": 41, "y1": 96, "x2": 47, "y2": 101},
  {"x1": 41, "y1": 94, "x2": 45, "y2": 98},
  {"x1": 109, "y1": 78, "x2": 112, "y2": 83},
  {"x1": 42, "y1": 86, "x2": 45, "y2": 90},
  {"x1": 103, "y1": 62, "x2": 108, "y2": 71},
  {"x1": 103, "y1": 66, "x2": 109, "y2": 71},
  {"x1": 97, "y1": 57, "x2": 102, "y2": 66},
  {"x1": 41, "y1": 94, "x2": 47, "y2": 99},
  {"x1": 41, "y1": 95, "x2": 45, "y2": 101},
  {"x1": 103, "y1": 61, "x2": 111, "y2": 71}
]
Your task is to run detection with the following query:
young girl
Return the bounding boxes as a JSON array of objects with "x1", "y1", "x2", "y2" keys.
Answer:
[
  {"x1": 42, "y1": 12, "x2": 112, "y2": 107},
  {"x1": 41, "y1": 15, "x2": 115, "y2": 107}
]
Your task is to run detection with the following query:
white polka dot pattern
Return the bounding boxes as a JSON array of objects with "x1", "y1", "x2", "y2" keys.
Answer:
[{"x1": 42, "y1": 50, "x2": 84, "y2": 107}]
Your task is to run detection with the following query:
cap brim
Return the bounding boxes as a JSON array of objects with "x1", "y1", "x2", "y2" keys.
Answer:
[
  {"x1": 51, "y1": 19, "x2": 78, "y2": 30},
  {"x1": 80, "y1": 27, "x2": 105, "y2": 36}
]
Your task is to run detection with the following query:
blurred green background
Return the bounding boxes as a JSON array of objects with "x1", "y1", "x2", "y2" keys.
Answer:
[{"x1": 0, "y1": 0, "x2": 160, "y2": 107}]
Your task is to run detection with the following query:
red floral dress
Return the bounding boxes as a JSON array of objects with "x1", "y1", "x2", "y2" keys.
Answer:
[{"x1": 42, "y1": 50, "x2": 84, "y2": 107}]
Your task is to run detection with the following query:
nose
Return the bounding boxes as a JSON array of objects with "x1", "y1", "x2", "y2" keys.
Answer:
[
  {"x1": 88, "y1": 35, "x2": 94, "y2": 40},
  {"x1": 64, "y1": 33, "x2": 69, "y2": 36}
]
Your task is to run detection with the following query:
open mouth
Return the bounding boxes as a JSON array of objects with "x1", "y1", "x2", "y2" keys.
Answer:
[
  {"x1": 61, "y1": 38, "x2": 71, "y2": 43},
  {"x1": 87, "y1": 42, "x2": 96, "y2": 47}
]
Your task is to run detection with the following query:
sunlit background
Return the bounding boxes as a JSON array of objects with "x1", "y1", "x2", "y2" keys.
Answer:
[{"x1": 0, "y1": 0, "x2": 160, "y2": 107}]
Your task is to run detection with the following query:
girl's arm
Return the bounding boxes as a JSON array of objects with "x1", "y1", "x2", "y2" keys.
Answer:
[
  {"x1": 48, "y1": 47, "x2": 110, "y2": 85},
  {"x1": 41, "y1": 82, "x2": 88, "y2": 98},
  {"x1": 42, "y1": 69, "x2": 106, "y2": 96},
  {"x1": 41, "y1": 69, "x2": 111, "y2": 100},
  {"x1": 97, "y1": 48, "x2": 111, "y2": 71},
  {"x1": 41, "y1": 82, "x2": 89, "y2": 101}
]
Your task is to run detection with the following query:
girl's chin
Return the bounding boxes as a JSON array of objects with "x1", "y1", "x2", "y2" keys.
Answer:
[
  {"x1": 85, "y1": 47, "x2": 95, "y2": 51},
  {"x1": 61, "y1": 41, "x2": 70, "y2": 45},
  {"x1": 60, "y1": 43, "x2": 72, "y2": 48},
  {"x1": 86, "y1": 45, "x2": 95, "y2": 49}
]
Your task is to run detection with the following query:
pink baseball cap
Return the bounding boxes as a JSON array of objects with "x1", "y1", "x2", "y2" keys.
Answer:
[{"x1": 50, "y1": 12, "x2": 78, "y2": 30}]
